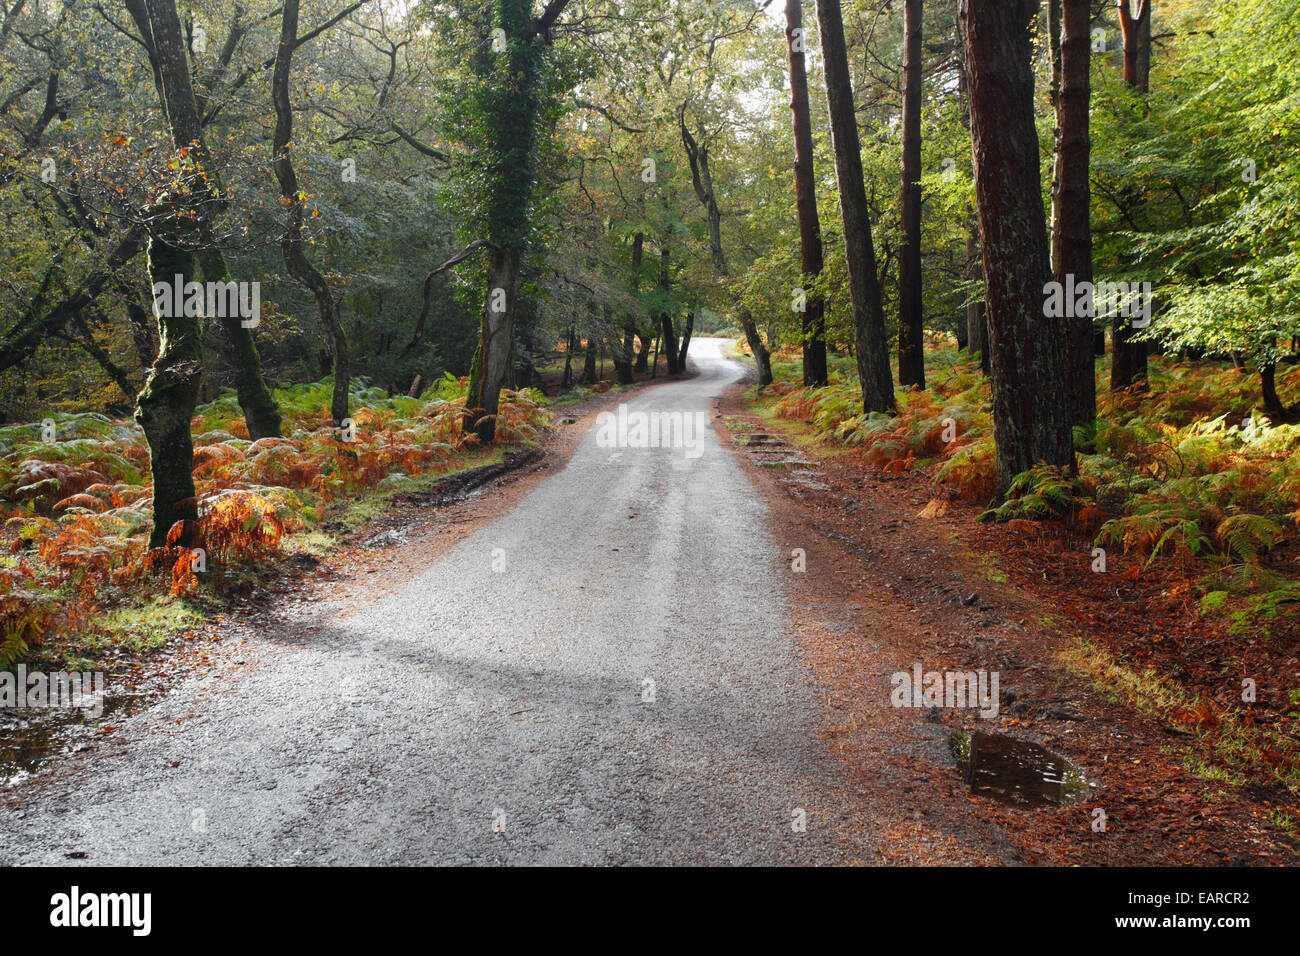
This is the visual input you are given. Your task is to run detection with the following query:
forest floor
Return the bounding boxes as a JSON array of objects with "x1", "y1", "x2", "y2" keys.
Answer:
[
  {"x1": 720, "y1": 368, "x2": 1299, "y2": 864},
  {"x1": 3, "y1": 341, "x2": 1296, "y2": 865}
]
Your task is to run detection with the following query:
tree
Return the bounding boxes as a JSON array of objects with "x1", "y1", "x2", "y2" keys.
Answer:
[
  {"x1": 897, "y1": 0, "x2": 925, "y2": 389},
  {"x1": 271, "y1": 0, "x2": 350, "y2": 427},
  {"x1": 123, "y1": 0, "x2": 283, "y2": 443},
  {"x1": 130, "y1": 0, "x2": 207, "y2": 549},
  {"x1": 434, "y1": 0, "x2": 572, "y2": 442},
  {"x1": 962, "y1": 0, "x2": 1075, "y2": 494},
  {"x1": 785, "y1": 0, "x2": 827, "y2": 387},
  {"x1": 815, "y1": 0, "x2": 894, "y2": 414},
  {"x1": 1053, "y1": 0, "x2": 1095, "y2": 428},
  {"x1": 1110, "y1": 0, "x2": 1151, "y2": 391}
]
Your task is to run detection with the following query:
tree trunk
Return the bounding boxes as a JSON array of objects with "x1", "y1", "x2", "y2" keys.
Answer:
[
  {"x1": 272, "y1": 0, "x2": 347, "y2": 426},
  {"x1": 958, "y1": 14, "x2": 989, "y2": 376},
  {"x1": 658, "y1": 248, "x2": 679, "y2": 374},
  {"x1": 471, "y1": 245, "x2": 521, "y2": 440},
  {"x1": 897, "y1": 0, "x2": 926, "y2": 389},
  {"x1": 679, "y1": 312, "x2": 694, "y2": 369},
  {"x1": 615, "y1": 326, "x2": 635, "y2": 385},
  {"x1": 962, "y1": 0, "x2": 1075, "y2": 494},
  {"x1": 679, "y1": 113, "x2": 728, "y2": 276},
  {"x1": 1261, "y1": 361, "x2": 1285, "y2": 417},
  {"x1": 786, "y1": 0, "x2": 828, "y2": 387},
  {"x1": 200, "y1": 252, "x2": 283, "y2": 437},
  {"x1": 133, "y1": 0, "x2": 207, "y2": 550},
  {"x1": 581, "y1": 338, "x2": 597, "y2": 384},
  {"x1": 816, "y1": 0, "x2": 895, "y2": 413},
  {"x1": 463, "y1": 0, "x2": 568, "y2": 440},
  {"x1": 1112, "y1": 0, "x2": 1150, "y2": 390},
  {"x1": 562, "y1": 327, "x2": 574, "y2": 388},
  {"x1": 1055, "y1": 0, "x2": 1095, "y2": 427},
  {"x1": 127, "y1": 0, "x2": 281, "y2": 440},
  {"x1": 634, "y1": 332, "x2": 650, "y2": 371},
  {"x1": 138, "y1": 237, "x2": 202, "y2": 549},
  {"x1": 740, "y1": 308, "x2": 773, "y2": 387}
]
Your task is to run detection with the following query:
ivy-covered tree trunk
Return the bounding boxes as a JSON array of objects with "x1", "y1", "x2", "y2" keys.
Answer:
[
  {"x1": 785, "y1": 0, "x2": 828, "y2": 387},
  {"x1": 897, "y1": 0, "x2": 926, "y2": 389},
  {"x1": 130, "y1": 0, "x2": 210, "y2": 550},
  {"x1": 462, "y1": 0, "x2": 568, "y2": 441},
  {"x1": 816, "y1": 0, "x2": 896, "y2": 414},
  {"x1": 962, "y1": 0, "x2": 1076, "y2": 494}
]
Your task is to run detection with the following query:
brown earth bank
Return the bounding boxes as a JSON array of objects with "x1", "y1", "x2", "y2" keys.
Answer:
[{"x1": 715, "y1": 370, "x2": 1299, "y2": 866}]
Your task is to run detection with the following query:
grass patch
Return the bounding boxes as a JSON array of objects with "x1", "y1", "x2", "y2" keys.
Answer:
[{"x1": 40, "y1": 594, "x2": 205, "y2": 671}]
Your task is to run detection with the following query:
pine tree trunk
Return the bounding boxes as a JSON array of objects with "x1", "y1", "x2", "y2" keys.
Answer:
[
  {"x1": 1112, "y1": 0, "x2": 1151, "y2": 390},
  {"x1": 816, "y1": 0, "x2": 895, "y2": 414},
  {"x1": 897, "y1": 0, "x2": 926, "y2": 389},
  {"x1": 786, "y1": 0, "x2": 828, "y2": 387},
  {"x1": 1055, "y1": 0, "x2": 1096, "y2": 427},
  {"x1": 962, "y1": 0, "x2": 1076, "y2": 494}
]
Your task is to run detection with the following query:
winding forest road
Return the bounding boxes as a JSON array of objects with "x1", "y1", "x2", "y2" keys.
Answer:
[{"x1": 0, "y1": 339, "x2": 869, "y2": 865}]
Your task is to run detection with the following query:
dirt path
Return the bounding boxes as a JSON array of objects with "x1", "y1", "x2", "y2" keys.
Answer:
[{"x1": 0, "y1": 340, "x2": 873, "y2": 865}]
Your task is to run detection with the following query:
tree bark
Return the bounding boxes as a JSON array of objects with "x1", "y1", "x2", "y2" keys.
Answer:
[
  {"x1": 1054, "y1": 0, "x2": 1096, "y2": 427},
  {"x1": 962, "y1": 0, "x2": 1075, "y2": 494},
  {"x1": 897, "y1": 0, "x2": 926, "y2": 388},
  {"x1": 785, "y1": 0, "x2": 828, "y2": 387},
  {"x1": 815, "y1": 0, "x2": 895, "y2": 413}
]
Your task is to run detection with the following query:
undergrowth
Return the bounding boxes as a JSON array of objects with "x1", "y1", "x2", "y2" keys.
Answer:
[{"x1": 0, "y1": 377, "x2": 551, "y2": 667}]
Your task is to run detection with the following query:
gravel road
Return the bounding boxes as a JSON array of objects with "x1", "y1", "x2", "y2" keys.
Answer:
[{"x1": 0, "y1": 339, "x2": 867, "y2": 865}]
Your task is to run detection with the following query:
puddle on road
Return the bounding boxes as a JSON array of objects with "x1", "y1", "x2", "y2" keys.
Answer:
[
  {"x1": 950, "y1": 731, "x2": 1091, "y2": 807},
  {"x1": 0, "y1": 692, "x2": 157, "y2": 789}
]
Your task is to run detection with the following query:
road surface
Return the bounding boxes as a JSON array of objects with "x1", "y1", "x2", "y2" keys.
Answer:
[{"x1": 0, "y1": 339, "x2": 865, "y2": 865}]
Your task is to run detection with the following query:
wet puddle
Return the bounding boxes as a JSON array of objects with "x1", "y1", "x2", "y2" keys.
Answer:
[
  {"x1": 0, "y1": 692, "x2": 157, "y2": 789},
  {"x1": 950, "y1": 731, "x2": 1091, "y2": 807}
]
